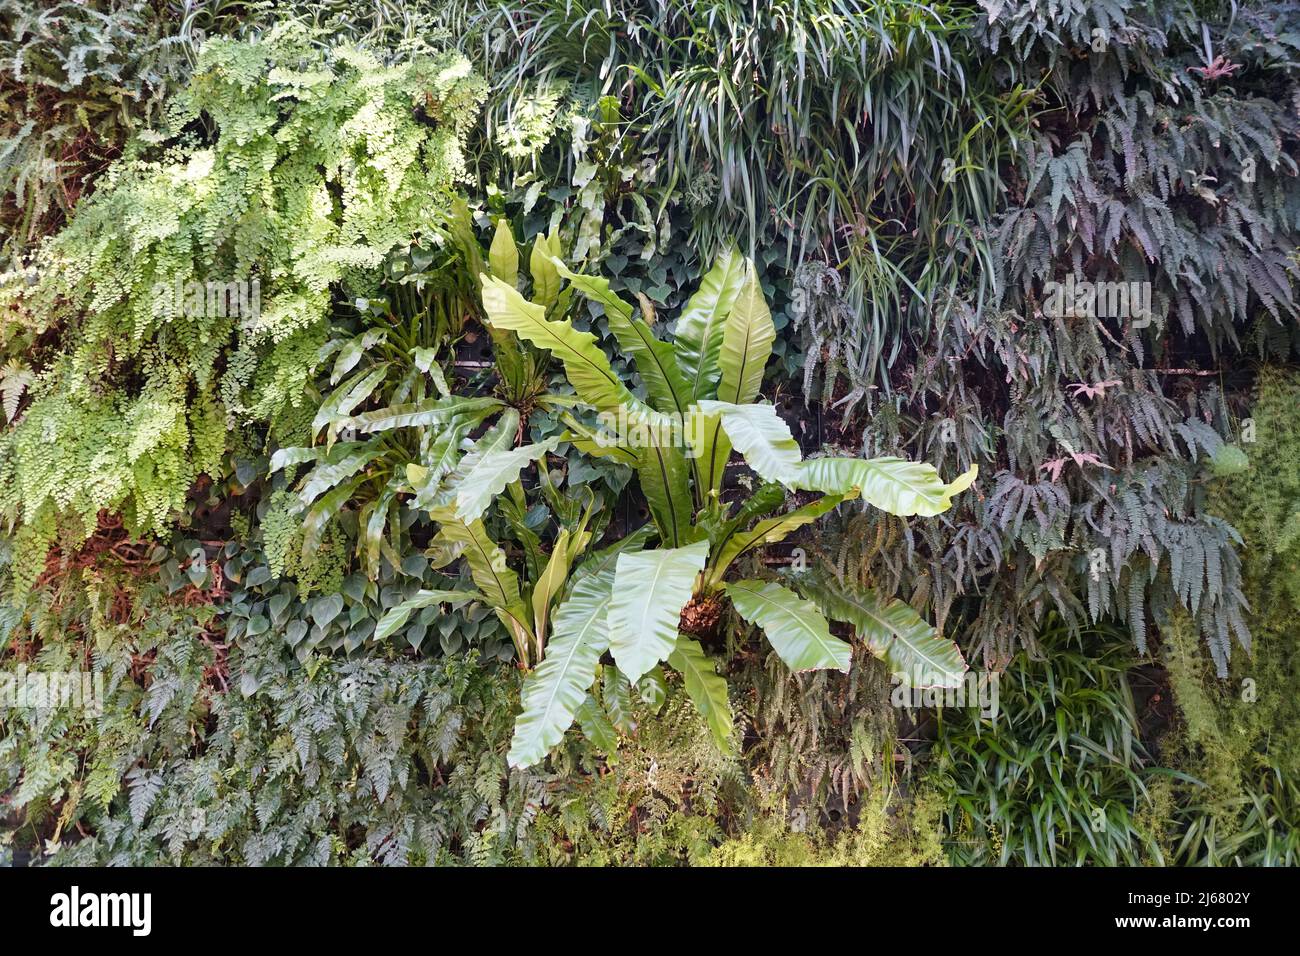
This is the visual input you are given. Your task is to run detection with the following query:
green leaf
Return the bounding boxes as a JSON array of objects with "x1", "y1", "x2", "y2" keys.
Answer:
[
  {"x1": 796, "y1": 573, "x2": 966, "y2": 688},
  {"x1": 480, "y1": 275, "x2": 665, "y2": 427},
  {"x1": 418, "y1": 409, "x2": 518, "y2": 509},
  {"x1": 508, "y1": 569, "x2": 614, "y2": 769},
  {"x1": 456, "y1": 407, "x2": 518, "y2": 461},
  {"x1": 635, "y1": 441, "x2": 694, "y2": 548},
  {"x1": 717, "y1": 260, "x2": 774, "y2": 406},
  {"x1": 667, "y1": 634, "x2": 734, "y2": 755},
  {"x1": 296, "y1": 441, "x2": 383, "y2": 507},
  {"x1": 609, "y1": 539, "x2": 710, "y2": 684},
  {"x1": 427, "y1": 508, "x2": 523, "y2": 613},
  {"x1": 553, "y1": 257, "x2": 691, "y2": 417},
  {"x1": 489, "y1": 217, "x2": 518, "y2": 286},
  {"x1": 707, "y1": 494, "x2": 848, "y2": 588},
  {"x1": 349, "y1": 396, "x2": 503, "y2": 434},
  {"x1": 409, "y1": 406, "x2": 501, "y2": 510},
  {"x1": 331, "y1": 329, "x2": 387, "y2": 385},
  {"x1": 694, "y1": 400, "x2": 802, "y2": 485},
  {"x1": 448, "y1": 197, "x2": 486, "y2": 292},
  {"x1": 529, "y1": 232, "x2": 563, "y2": 310},
  {"x1": 268, "y1": 446, "x2": 323, "y2": 473},
  {"x1": 567, "y1": 524, "x2": 657, "y2": 591},
  {"x1": 561, "y1": 415, "x2": 641, "y2": 467},
  {"x1": 689, "y1": 402, "x2": 730, "y2": 499},
  {"x1": 360, "y1": 484, "x2": 398, "y2": 579},
  {"x1": 711, "y1": 480, "x2": 787, "y2": 544},
  {"x1": 725, "y1": 579, "x2": 852, "y2": 672},
  {"x1": 499, "y1": 481, "x2": 545, "y2": 579},
  {"x1": 451, "y1": 435, "x2": 562, "y2": 522},
  {"x1": 531, "y1": 528, "x2": 573, "y2": 648},
  {"x1": 690, "y1": 262, "x2": 775, "y2": 494},
  {"x1": 635, "y1": 666, "x2": 668, "y2": 713},
  {"x1": 0, "y1": 359, "x2": 33, "y2": 423},
  {"x1": 310, "y1": 593, "x2": 344, "y2": 629},
  {"x1": 562, "y1": 496, "x2": 598, "y2": 566},
  {"x1": 672, "y1": 246, "x2": 747, "y2": 401},
  {"x1": 301, "y1": 475, "x2": 365, "y2": 559},
  {"x1": 793, "y1": 459, "x2": 977, "y2": 517},
  {"x1": 411, "y1": 347, "x2": 451, "y2": 397},
  {"x1": 375, "y1": 589, "x2": 480, "y2": 643},
  {"x1": 313, "y1": 363, "x2": 390, "y2": 441},
  {"x1": 602, "y1": 665, "x2": 636, "y2": 734},
  {"x1": 576, "y1": 693, "x2": 620, "y2": 759}
]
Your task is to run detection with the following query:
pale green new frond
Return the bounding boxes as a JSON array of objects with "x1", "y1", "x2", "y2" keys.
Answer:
[
  {"x1": 667, "y1": 633, "x2": 735, "y2": 756},
  {"x1": 726, "y1": 579, "x2": 852, "y2": 673},
  {"x1": 793, "y1": 459, "x2": 978, "y2": 517},
  {"x1": 508, "y1": 569, "x2": 615, "y2": 769},
  {"x1": 609, "y1": 538, "x2": 710, "y2": 684}
]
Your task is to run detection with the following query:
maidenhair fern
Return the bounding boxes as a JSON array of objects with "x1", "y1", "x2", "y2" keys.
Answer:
[{"x1": 0, "y1": 24, "x2": 485, "y2": 586}]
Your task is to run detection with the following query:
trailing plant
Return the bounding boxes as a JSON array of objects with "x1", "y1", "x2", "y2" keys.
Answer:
[
  {"x1": 0, "y1": 23, "x2": 485, "y2": 592},
  {"x1": 467, "y1": 0, "x2": 1029, "y2": 411},
  {"x1": 795, "y1": 1, "x2": 1300, "y2": 683},
  {"x1": 0, "y1": 0, "x2": 199, "y2": 266}
]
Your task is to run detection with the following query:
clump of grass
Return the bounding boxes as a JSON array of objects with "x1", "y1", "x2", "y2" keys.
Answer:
[{"x1": 928, "y1": 618, "x2": 1164, "y2": 865}]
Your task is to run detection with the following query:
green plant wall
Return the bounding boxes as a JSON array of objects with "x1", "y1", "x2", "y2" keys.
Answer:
[{"x1": 2, "y1": 0, "x2": 1299, "y2": 868}]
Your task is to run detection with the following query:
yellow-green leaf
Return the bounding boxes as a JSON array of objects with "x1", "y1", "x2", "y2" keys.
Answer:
[
  {"x1": 609, "y1": 539, "x2": 710, "y2": 684},
  {"x1": 796, "y1": 572, "x2": 966, "y2": 688},
  {"x1": 667, "y1": 634, "x2": 734, "y2": 755},
  {"x1": 726, "y1": 579, "x2": 852, "y2": 672},
  {"x1": 673, "y1": 246, "x2": 747, "y2": 401},
  {"x1": 489, "y1": 217, "x2": 518, "y2": 286},
  {"x1": 508, "y1": 568, "x2": 613, "y2": 769},
  {"x1": 694, "y1": 400, "x2": 802, "y2": 485},
  {"x1": 792, "y1": 458, "x2": 978, "y2": 517}
]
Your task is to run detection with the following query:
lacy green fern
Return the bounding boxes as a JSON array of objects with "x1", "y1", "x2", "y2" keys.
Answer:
[{"x1": 0, "y1": 24, "x2": 485, "y2": 585}]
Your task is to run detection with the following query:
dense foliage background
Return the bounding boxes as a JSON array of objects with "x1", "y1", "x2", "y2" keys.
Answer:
[{"x1": 1, "y1": 0, "x2": 1297, "y2": 866}]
